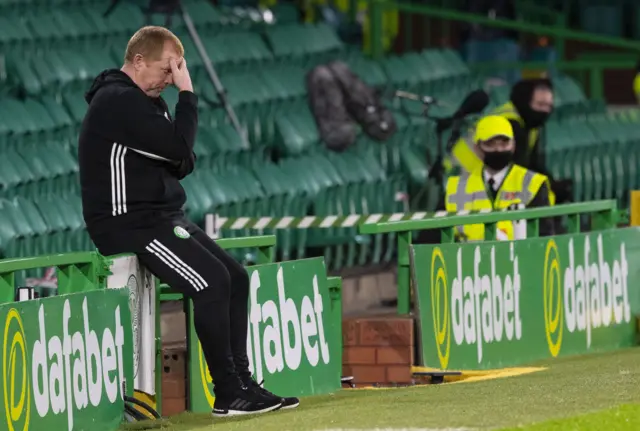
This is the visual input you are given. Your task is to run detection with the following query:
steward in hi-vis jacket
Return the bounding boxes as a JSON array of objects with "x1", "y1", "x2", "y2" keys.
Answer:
[{"x1": 444, "y1": 115, "x2": 555, "y2": 241}]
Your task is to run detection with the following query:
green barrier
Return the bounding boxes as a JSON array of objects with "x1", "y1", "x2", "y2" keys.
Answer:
[
  {"x1": 187, "y1": 257, "x2": 342, "y2": 412},
  {"x1": 359, "y1": 200, "x2": 620, "y2": 315},
  {"x1": 0, "y1": 289, "x2": 134, "y2": 431},
  {"x1": 327, "y1": 275, "x2": 343, "y2": 376},
  {"x1": 411, "y1": 228, "x2": 640, "y2": 370},
  {"x1": 205, "y1": 212, "x2": 437, "y2": 235},
  {"x1": 0, "y1": 252, "x2": 107, "y2": 303},
  {"x1": 0, "y1": 234, "x2": 344, "y2": 420}
]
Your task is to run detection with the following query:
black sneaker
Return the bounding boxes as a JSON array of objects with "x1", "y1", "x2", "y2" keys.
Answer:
[
  {"x1": 212, "y1": 385, "x2": 282, "y2": 417},
  {"x1": 243, "y1": 378, "x2": 300, "y2": 410}
]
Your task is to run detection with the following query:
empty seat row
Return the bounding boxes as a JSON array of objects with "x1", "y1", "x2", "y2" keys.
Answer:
[
  {"x1": 545, "y1": 112, "x2": 640, "y2": 207},
  {"x1": 0, "y1": 195, "x2": 90, "y2": 260},
  {"x1": 0, "y1": 142, "x2": 78, "y2": 199},
  {"x1": 0, "y1": 147, "x2": 407, "y2": 271},
  {"x1": 5, "y1": 24, "x2": 344, "y2": 98},
  {"x1": 0, "y1": 97, "x2": 77, "y2": 147},
  {"x1": 0, "y1": 4, "x2": 143, "y2": 54},
  {"x1": 0, "y1": 0, "x2": 269, "y2": 52},
  {"x1": 7, "y1": 48, "x2": 115, "y2": 97}
]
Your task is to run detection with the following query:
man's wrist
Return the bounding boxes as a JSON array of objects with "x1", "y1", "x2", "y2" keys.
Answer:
[{"x1": 178, "y1": 89, "x2": 198, "y2": 105}]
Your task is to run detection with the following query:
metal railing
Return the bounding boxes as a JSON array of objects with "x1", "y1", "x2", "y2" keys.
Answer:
[
  {"x1": 358, "y1": 199, "x2": 619, "y2": 314},
  {"x1": 366, "y1": 1, "x2": 640, "y2": 100},
  {"x1": 0, "y1": 234, "x2": 343, "y2": 416},
  {"x1": 368, "y1": 1, "x2": 640, "y2": 60}
]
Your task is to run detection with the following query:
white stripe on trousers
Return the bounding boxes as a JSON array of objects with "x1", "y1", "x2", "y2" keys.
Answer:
[
  {"x1": 145, "y1": 239, "x2": 208, "y2": 291},
  {"x1": 110, "y1": 143, "x2": 128, "y2": 216}
]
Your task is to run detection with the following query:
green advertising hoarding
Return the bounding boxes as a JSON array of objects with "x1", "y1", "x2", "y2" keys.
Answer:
[
  {"x1": 188, "y1": 257, "x2": 341, "y2": 412},
  {"x1": 0, "y1": 289, "x2": 134, "y2": 431},
  {"x1": 411, "y1": 228, "x2": 640, "y2": 371}
]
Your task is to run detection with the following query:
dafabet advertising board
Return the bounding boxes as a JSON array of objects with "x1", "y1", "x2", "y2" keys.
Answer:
[
  {"x1": 0, "y1": 289, "x2": 134, "y2": 431},
  {"x1": 411, "y1": 229, "x2": 640, "y2": 370},
  {"x1": 186, "y1": 257, "x2": 341, "y2": 412}
]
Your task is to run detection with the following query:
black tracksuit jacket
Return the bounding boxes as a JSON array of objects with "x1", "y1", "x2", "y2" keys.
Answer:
[{"x1": 78, "y1": 69, "x2": 198, "y2": 240}]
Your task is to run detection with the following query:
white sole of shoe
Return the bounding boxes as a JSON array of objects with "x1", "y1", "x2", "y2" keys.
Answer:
[
  {"x1": 212, "y1": 402, "x2": 283, "y2": 417},
  {"x1": 281, "y1": 401, "x2": 300, "y2": 410}
]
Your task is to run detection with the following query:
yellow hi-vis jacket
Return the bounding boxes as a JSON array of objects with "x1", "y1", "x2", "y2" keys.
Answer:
[
  {"x1": 444, "y1": 164, "x2": 551, "y2": 241},
  {"x1": 634, "y1": 73, "x2": 640, "y2": 104},
  {"x1": 445, "y1": 102, "x2": 540, "y2": 176}
]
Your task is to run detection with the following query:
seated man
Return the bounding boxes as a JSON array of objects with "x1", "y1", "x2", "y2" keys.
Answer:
[{"x1": 445, "y1": 115, "x2": 555, "y2": 241}]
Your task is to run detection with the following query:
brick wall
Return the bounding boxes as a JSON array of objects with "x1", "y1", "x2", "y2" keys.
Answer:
[
  {"x1": 158, "y1": 315, "x2": 416, "y2": 416},
  {"x1": 161, "y1": 348, "x2": 187, "y2": 416},
  {"x1": 342, "y1": 316, "x2": 415, "y2": 387}
]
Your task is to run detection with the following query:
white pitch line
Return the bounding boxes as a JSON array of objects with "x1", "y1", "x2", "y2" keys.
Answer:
[{"x1": 316, "y1": 428, "x2": 479, "y2": 431}]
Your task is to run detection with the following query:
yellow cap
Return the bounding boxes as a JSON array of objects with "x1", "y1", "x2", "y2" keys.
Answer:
[{"x1": 474, "y1": 115, "x2": 514, "y2": 143}]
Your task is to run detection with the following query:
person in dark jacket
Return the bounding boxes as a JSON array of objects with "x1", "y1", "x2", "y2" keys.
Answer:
[
  {"x1": 443, "y1": 78, "x2": 572, "y2": 205},
  {"x1": 78, "y1": 26, "x2": 297, "y2": 416},
  {"x1": 504, "y1": 78, "x2": 572, "y2": 204}
]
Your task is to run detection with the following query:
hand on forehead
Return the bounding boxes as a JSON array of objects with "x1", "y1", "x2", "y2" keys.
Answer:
[{"x1": 167, "y1": 56, "x2": 184, "y2": 68}]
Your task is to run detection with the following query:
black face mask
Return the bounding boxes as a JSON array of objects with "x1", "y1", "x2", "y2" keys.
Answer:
[
  {"x1": 484, "y1": 151, "x2": 513, "y2": 171},
  {"x1": 524, "y1": 109, "x2": 551, "y2": 128},
  {"x1": 509, "y1": 78, "x2": 554, "y2": 129}
]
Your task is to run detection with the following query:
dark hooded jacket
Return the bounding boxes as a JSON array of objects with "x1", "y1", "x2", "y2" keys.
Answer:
[
  {"x1": 78, "y1": 69, "x2": 198, "y2": 236},
  {"x1": 508, "y1": 78, "x2": 553, "y2": 177}
]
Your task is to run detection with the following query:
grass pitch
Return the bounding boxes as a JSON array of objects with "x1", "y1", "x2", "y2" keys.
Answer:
[{"x1": 122, "y1": 347, "x2": 640, "y2": 431}]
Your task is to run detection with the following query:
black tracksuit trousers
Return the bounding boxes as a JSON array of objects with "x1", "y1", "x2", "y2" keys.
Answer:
[{"x1": 90, "y1": 215, "x2": 250, "y2": 396}]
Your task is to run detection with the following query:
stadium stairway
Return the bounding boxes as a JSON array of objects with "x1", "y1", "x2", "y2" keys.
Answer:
[{"x1": 0, "y1": 0, "x2": 631, "y2": 278}]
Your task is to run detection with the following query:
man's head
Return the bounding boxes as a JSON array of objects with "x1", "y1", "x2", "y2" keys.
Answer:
[
  {"x1": 474, "y1": 115, "x2": 515, "y2": 172},
  {"x1": 510, "y1": 78, "x2": 554, "y2": 128},
  {"x1": 122, "y1": 26, "x2": 184, "y2": 97},
  {"x1": 530, "y1": 83, "x2": 554, "y2": 113}
]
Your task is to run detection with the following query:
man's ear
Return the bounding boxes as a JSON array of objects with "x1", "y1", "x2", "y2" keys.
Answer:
[
  {"x1": 132, "y1": 53, "x2": 145, "y2": 71},
  {"x1": 473, "y1": 143, "x2": 484, "y2": 160}
]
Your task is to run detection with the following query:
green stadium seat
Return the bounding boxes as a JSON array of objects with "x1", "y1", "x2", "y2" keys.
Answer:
[
  {"x1": 79, "y1": 5, "x2": 113, "y2": 40},
  {"x1": 40, "y1": 96, "x2": 75, "y2": 139},
  {"x1": 62, "y1": 90, "x2": 88, "y2": 124},
  {"x1": 264, "y1": 23, "x2": 343, "y2": 66},
  {"x1": 0, "y1": 98, "x2": 32, "y2": 140},
  {"x1": 346, "y1": 57, "x2": 387, "y2": 88},
  {"x1": 182, "y1": 173, "x2": 216, "y2": 225},
  {"x1": 261, "y1": 66, "x2": 307, "y2": 101},
  {"x1": 275, "y1": 107, "x2": 319, "y2": 156},
  {"x1": 23, "y1": 99, "x2": 58, "y2": 138},
  {"x1": 0, "y1": 150, "x2": 29, "y2": 198},
  {"x1": 381, "y1": 55, "x2": 418, "y2": 89},
  {"x1": 0, "y1": 14, "x2": 34, "y2": 56},
  {"x1": 402, "y1": 52, "x2": 434, "y2": 89},
  {"x1": 199, "y1": 32, "x2": 273, "y2": 74},
  {"x1": 0, "y1": 8, "x2": 627, "y2": 272},
  {"x1": 102, "y1": 2, "x2": 145, "y2": 36},
  {"x1": 181, "y1": 0, "x2": 225, "y2": 31},
  {"x1": 0, "y1": 199, "x2": 19, "y2": 257},
  {"x1": 30, "y1": 54, "x2": 71, "y2": 95},
  {"x1": 439, "y1": 48, "x2": 472, "y2": 79},
  {"x1": 1, "y1": 197, "x2": 41, "y2": 257},
  {"x1": 6, "y1": 57, "x2": 42, "y2": 97}
]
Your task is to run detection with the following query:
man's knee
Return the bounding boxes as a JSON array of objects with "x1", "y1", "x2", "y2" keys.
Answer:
[{"x1": 194, "y1": 265, "x2": 232, "y2": 303}]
